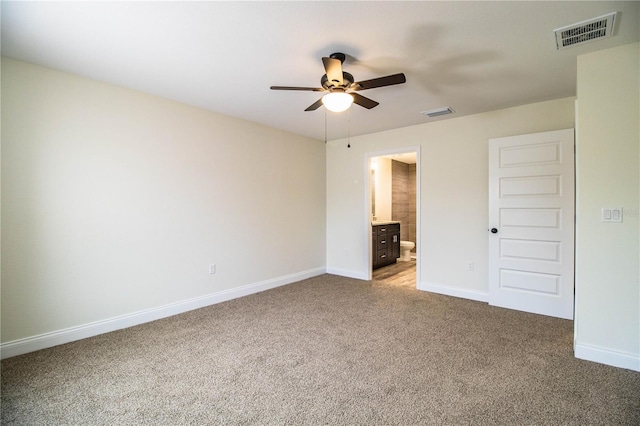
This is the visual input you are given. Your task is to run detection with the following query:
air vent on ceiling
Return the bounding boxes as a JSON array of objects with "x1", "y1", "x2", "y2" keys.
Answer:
[
  {"x1": 421, "y1": 107, "x2": 455, "y2": 118},
  {"x1": 554, "y1": 12, "x2": 618, "y2": 50}
]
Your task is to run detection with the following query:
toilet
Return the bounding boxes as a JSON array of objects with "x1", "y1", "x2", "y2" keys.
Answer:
[{"x1": 399, "y1": 241, "x2": 415, "y2": 262}]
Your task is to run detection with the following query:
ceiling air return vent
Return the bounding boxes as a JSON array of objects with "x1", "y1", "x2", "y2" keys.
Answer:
[
  {"x1": 421, "y1": 107, "x2": 455, "y2": 118},
  {"x1": 554, "y1": 12, "x2": 618, "y2": 50}
]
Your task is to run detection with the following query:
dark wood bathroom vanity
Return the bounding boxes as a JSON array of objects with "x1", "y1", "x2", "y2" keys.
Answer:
[{"x1": 372, "y1": 222, "x2": 400, "y2": 269}]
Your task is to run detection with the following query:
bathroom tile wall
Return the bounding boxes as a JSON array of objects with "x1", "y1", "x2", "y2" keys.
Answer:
[{"x1": 392, "y1": 160, "x2": 416, "y2": 251}]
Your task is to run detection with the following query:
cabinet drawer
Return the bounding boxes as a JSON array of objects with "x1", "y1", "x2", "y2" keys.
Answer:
[
  {"x1": 374, "y1": 224, "x2": 399, "y2": 235},
  {"x1": 376, "y1": 249, "x2": 388, "y2": 262},
  {"x1": 378, "y1": 234, "x2": 399, "y2": 248},
  {"x1": 375, "y1": 226, "x2": 389, "y2": 235},
  {"x1": 386, "y1": 224, "x2": 400, "y2": 233}
]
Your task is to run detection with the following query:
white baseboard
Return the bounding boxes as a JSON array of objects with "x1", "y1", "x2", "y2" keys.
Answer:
[
  {"x1": 326, "y1": 267, "x2": 368, "y2": 281},
  {"x1": 1, "y1": 267, "x2": 326, "y2": 360},
  {"x1": 417, "y1": 281, "x2": 489, "y2": 303},
  {"x1": 575, "y1": 342, "x2": 640, "y2": 372}
]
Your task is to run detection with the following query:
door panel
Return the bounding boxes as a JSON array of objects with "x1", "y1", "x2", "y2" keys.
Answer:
[
  {"x1": 499, "y1": 175, "x2": 562, "y2": 197},
  {"x1": 499, "y1": 142, "x2": 561, "y2": 167},
  {"x1": 499, "y1": 269, "x2": 560, "y2": 294},
  {"x1": 500, "y1": 208, "x2": 561, "y2": 228},
  {"x1": 500, "y1": 239, "x2": 561, "y2": 262},
  {"x1": 489, "y1": 129, "x2": 574, "y2": 319}
]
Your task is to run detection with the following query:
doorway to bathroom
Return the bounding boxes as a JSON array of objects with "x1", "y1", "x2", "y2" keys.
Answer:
[{"x1": 365, "y1": 147, "x2": 420, "y2": 287}]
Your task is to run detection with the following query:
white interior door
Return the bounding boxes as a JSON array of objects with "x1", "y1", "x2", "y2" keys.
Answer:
[{"x1": 488, "y1": 129, "x2": 575, "y2": 319}]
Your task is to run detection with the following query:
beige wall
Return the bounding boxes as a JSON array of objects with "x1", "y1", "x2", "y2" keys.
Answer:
[
  {"x1": 326, "y1": 98, "x2": 575, "y2": 297},
  {"x1": 372, "y1": 157, "x2": 392, "y2": 222},
  {"x1": 1, "y1": 58, "x2": 326, "y2": 347},
  {"x1": 575, "y1": 42, "x2": 640, "y2": 371}
]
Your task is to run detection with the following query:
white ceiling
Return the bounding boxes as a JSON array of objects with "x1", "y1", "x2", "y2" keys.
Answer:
[{"x1": 2, "y1": 1, "x2": 639, "y2": 141}]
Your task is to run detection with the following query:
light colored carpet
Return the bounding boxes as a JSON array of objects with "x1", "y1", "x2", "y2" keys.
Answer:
[{"x1": 2, "y1": 274, "x2": 639, "y2": 425}]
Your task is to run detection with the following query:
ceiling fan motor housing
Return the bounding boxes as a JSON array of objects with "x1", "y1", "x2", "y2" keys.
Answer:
[
  {"x1": 321, "y1": 72, "x2": 354, "y2": 90},
  {"x1": 329, "y1": 52, "x2": 346, "y2": 63}
]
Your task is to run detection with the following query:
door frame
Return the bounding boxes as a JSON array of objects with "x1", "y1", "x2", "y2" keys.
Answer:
[{"x1": 364, "y1": 146, "x2": 421, "y2": 284}]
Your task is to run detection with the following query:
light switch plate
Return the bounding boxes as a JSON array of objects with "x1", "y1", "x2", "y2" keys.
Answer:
[{"x1": 602, "y1": 207, "x2": 623, "y2": 223}]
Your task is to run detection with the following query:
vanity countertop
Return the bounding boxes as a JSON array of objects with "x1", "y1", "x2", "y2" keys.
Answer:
[{"x1": 372, "y1": 221, "x2": 400, "y2": 226}]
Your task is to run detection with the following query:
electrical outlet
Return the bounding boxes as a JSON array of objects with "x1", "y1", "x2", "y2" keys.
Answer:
[
  {"x1": 209, "y1": 264, "x2": 216, "y2": 275},
  {"x1": 466, "y1": 261, "x2": 474, "y2": 271}
]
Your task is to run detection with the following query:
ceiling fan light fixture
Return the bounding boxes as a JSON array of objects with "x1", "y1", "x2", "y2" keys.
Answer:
[{"x1": 322, "y1": 91, "x2": 354, "y2": 112}]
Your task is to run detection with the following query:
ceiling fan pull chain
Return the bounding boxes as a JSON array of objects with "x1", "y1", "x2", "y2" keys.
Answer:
[
  {"x1": 324, "y1": 109, "x2": 327, "y2": 144},
  {"x1": 347, "y1": 108, "x2": 351, "y2": 148}
]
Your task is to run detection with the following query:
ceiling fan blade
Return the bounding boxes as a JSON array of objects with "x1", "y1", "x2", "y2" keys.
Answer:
[
  {"x1": 322, "y1": 57, "x2": 344, "y2": 86},
  {"x1": 351, "y1": 92, "x2": 379, "y2": 109},
  {"x1": 270, "y1": 86, "x2": 324, "y2": 92},
  {"x1": 305, "y1": 98, "x2": 324, "y2": 111},
  {"x1": 354, "y1": 73, "x2": 406, "y2": 91}
]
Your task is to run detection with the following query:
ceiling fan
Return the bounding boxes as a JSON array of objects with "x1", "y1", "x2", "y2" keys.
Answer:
[{"x1": 270, "y1": 52, "x2": 406, "y2": 113}]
